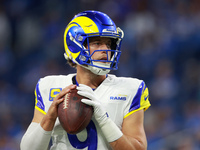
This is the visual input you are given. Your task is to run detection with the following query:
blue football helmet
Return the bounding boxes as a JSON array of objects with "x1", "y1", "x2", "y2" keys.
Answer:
[{"x1": 64, "y1": 10, "x2": 124, "y2": 75}]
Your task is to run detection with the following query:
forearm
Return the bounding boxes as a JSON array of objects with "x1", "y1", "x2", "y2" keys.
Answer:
[
  {"x1": 40, "y1": 113, "x2": 57, "y2": 131},
  {"x1": 110, "y1": 135, "x2": 147, "y2": 150},
  {"x1": 99, "y1": 117, "x2": 147, "y2": 150},
  {"x1": 20, "y1": 122, "x2": 52, "y2": 150}
]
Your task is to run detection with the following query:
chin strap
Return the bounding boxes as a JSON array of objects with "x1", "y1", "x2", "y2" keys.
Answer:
[
  {"x1": 64, "y1": 53, "x2": 110, "y2": 75},
  {"x1": 87, "y1": 64, "x2": 110, "y2": 75}
]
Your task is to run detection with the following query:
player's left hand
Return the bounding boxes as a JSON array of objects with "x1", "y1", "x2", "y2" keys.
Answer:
[
  {"x1": 77, "y1": 84, "x2": 108, "y2": 126},
  {"x1": 77, "y1": 84, "x2": 123, "y2": 143}
]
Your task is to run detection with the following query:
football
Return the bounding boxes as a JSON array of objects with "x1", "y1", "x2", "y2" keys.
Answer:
[{"x1": 58, "y1": 88, "x2": 93, "y2": 134}]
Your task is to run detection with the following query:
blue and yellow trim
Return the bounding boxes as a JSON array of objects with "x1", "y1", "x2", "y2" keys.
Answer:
[
  {"x1": 34, "y1": 82, "x2": 46, "y2": 115},
  {"x1": 35, "y1": 105, "x2": 46, "y2": 115},
  {"x1": 124, "y1": 81, "x2": 150, "y2": 118}
]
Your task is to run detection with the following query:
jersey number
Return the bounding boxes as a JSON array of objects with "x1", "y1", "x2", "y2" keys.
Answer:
[{"x1": 68, "y1": 121, "x2": 97, "y2": 150}]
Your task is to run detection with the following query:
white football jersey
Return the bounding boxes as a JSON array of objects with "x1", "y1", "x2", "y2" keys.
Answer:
[{"x1": 35, "y1": 73, "x2": 151, "y2": 150}]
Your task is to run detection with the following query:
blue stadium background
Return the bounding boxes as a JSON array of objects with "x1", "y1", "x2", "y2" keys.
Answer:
[{"x1": 0, "y1": 0, "x2": 200, "y2": 149}]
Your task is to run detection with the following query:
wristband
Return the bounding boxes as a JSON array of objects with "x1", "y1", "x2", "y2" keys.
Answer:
[{"x1": 99, "y1": 116, "x2": 123, "y2": 143}]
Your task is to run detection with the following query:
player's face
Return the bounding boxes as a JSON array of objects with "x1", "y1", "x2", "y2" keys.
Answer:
[{"x1": 87, "y1": 37, "x2": 112, "y2": 63}]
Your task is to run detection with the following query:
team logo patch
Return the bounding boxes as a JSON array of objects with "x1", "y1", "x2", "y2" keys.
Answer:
[
  {"x1": 49, "y1": 88, "x2": 62, "y2": 101},
  {"x1": 110, "y1": 94, "x2": 127, "y2": 101}
]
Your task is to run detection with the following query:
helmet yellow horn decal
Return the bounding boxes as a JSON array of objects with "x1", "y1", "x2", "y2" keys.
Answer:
[
  {"x1": 72, "y1": 16, "x2": 99, "y2": 34},
  {"x1": 64, "y1": 16, "x2": 99, "y2": 60}
]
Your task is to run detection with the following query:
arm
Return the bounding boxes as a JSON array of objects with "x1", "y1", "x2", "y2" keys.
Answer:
[
  {"x1": 20, "y1": 110, "x2": 51, "y2": 150},
  {"x1": 20, "y1": 84, "x2": 76, "y2": 150},
  {"x1": 110, "y1": 109, "x2": 147, "y2": 150}
]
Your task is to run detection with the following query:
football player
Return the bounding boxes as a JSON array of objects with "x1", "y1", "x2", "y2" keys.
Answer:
[{"x1": 20, "y1": 10, "x2": 151, "y2": 150}]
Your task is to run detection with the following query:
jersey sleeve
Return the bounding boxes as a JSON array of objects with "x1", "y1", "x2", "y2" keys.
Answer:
[
  {"x1": 124, "y1": 81, "x2": 151, "y2": 118},
  {"x1": 34, "y1": 79, "x2": 46, "y2": 115}
]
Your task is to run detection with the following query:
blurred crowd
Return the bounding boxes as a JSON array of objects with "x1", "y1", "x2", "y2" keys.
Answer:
[{"x1": 0, "y1": 0, "x2": 200, "y2": 149}]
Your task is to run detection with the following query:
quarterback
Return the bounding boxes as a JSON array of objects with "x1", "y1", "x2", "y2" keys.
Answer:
[{"x1": 20, "y1": 10, "x2": 151, "y2": 150}]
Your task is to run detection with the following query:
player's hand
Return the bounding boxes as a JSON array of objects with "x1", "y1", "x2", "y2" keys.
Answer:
[
  {"x1": 47, "y1": 84, "x2": 76, "y2": 121},
  {"x1": 77, "y1": 84, "x2": 108, "y2": 126},
  {"x1": 77, "y1": 84, "x2": 123, "y2": 143}
]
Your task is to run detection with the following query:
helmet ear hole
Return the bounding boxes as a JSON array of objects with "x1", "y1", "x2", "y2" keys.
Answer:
[
  {"x1": 83, "y1": 39, "x2": 88, "y2": 48},
  {"x1": 111, "y1": 38, "x2": 118, "y2": 50},
  {"x1": 111, "y1": 51, "x2": 115, "y2": 59}
]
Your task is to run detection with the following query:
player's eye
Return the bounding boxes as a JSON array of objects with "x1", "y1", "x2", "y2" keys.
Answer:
[
  {"x1": 106, "y1": 43, "x2": 111, "y2": 49},
  {"x1": 90, "y1": 42, "x2": 100, "y2": 46},
  {"x1": 94, "y1": 42, "x2": 100, "y2": 45}
]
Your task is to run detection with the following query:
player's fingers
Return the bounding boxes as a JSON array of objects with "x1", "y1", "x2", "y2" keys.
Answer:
[
  {"x1": 77, "y1": 91, "x2": 94, "y2": 100},
  {"x1": 56, "y1": 84, "x2": 76, "y2": 99},
  {"x1": 51, "y1": 98, "x2": 64, "y2": 109},
  {"x1": 63, "y1": 84, "x2": 76, "y2": 93},
  {"x1": 56, "y1": 97, "x2": 65, "y2": 105},
  {"x1": 81, "y1": 99, "x2": 95, "y2": 106},
  {"x1": 77, "y1": 84, "x2": 92, "y2": 92},
  {"x1": 77, "y1": 85, "x2": 94, "y2": 97},
  {"x1": 78, "y1": 84, "x2": 90, "y2": 88}
]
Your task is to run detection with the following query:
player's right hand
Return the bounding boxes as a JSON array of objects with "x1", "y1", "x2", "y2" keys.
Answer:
[{"x1": 47, "y1": 84, "x2": 77, "y2": 121}]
